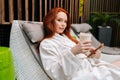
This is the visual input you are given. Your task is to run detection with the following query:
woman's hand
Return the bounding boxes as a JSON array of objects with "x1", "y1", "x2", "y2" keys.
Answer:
[
  {"x1": 71, "y1": 40, "x2": 92, "y2": 55},
  {"x1": 88, "y1": 44, "x2": 103, "y2": 58}
]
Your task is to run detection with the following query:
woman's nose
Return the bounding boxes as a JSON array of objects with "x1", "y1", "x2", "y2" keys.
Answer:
[{"x1": 62, "y1": 22, "x2": 66, "y2": 26}]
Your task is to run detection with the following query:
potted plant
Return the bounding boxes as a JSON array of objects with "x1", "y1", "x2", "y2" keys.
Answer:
[{"x1": 89, "y1": 13, "x2": 120, "y2": 46}]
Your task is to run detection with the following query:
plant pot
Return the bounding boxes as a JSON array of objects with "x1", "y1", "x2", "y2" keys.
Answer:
[{"x1": 98, "y1": 26, "x2": 112, "y2": 46}]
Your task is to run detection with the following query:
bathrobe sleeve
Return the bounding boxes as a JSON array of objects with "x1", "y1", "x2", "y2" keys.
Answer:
[{"x1": 39, "y1": 40, "x2": 80, "y2": 80}]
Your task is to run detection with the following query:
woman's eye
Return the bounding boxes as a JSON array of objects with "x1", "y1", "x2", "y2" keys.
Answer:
[
  {"x1": 57, "y1": 19, "x2": 62, "y2": 22},
  {"x1": 57, "y1": 19, "x2": 67, "y2": 23}
]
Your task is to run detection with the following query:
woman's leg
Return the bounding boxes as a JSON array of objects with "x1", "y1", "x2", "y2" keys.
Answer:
[{"x1": 112, "y1": 60, "x2": 120, "y2": 67}]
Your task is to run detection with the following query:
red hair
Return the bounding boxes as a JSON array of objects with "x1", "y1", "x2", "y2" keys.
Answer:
[{"x1": 43, "y1": 7, "x2": 78, "y2": 44}]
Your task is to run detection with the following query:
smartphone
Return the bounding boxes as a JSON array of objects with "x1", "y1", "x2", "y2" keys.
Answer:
[
  {"x1": 94, "y1": 43, "x2": 104, "y2": 52},
  {"x1": 88, "y1": 43, "x2": 104, "y2": 57}
]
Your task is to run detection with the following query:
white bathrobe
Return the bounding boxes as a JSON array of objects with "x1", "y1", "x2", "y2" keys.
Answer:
[{"x1": 40, "y1": 33, "x2": 120, "y2": 80}]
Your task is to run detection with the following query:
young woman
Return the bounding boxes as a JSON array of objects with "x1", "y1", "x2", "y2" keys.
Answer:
[{"x1": 39, "y1": 7, "x2": 120, "y2": 80}]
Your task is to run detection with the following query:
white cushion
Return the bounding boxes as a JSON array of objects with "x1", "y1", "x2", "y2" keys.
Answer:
[
  {"x1": 71, "y1": 23, "x2": 92, "y2": 33},
  {"x1": 22, "y1": 22, "x2": 44, "y2": 43}
]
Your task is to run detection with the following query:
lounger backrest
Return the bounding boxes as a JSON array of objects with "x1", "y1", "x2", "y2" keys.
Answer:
[{"x1": 10, "y1": 20, "x2": 51, "y2": 80}]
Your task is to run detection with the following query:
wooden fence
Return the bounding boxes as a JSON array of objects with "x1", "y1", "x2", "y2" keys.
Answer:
[{"x1": 0, "y1": 0, "x2": 82, "y2": 25}]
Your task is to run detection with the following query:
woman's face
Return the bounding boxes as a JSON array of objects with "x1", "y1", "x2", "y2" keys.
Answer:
[{"x1": 54, "y1": 12, "x2": 67, "y2": 34}]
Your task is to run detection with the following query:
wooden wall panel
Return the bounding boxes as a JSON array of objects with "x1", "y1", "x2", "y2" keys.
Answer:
[
  {"x1": 0, "y1": 0, "x2": 81, "y2": 24},
  {"x1": 18, "y1": 0, "x2": 22, "y2": 20},
  {"x1": 0, "y1": 0, "x2": 5, "y2": 24},
  {"x1": 25, "y1": 0, "x2": 29, "y2": 20},
  {"x1": 90, "y1": 0, "x2": 120, "y2": 14},
  {"x1": 0, "y1": 0, "x2": 2, "y2": 23}
]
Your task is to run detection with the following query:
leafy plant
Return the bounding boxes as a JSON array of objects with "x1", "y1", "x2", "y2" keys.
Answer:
[{"x1": 90, "y1": 13, "x2": 120, "y2": 27}]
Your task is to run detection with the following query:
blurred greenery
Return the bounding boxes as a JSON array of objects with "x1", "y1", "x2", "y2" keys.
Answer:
[
  {"x1": 88, "y1": 13, "x2": 120, "y2": 27},
  {"x1": 86, "y1": 13, "x2": 120, "y2": 38}
]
